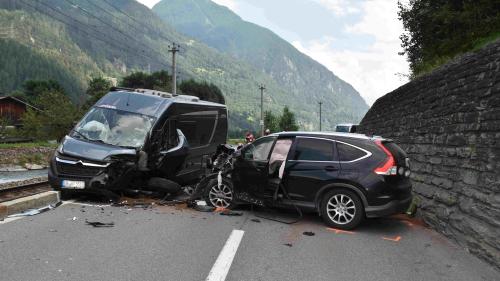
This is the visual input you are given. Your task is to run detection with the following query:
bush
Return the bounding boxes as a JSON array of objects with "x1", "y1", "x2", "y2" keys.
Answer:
[{"x1": 22, "y1": 90, "x2": 81, "y2": 141}]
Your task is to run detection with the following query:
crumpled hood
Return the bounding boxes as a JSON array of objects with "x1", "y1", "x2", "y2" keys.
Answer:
[{"x1": 61, "y1": 136, "x2": 137, "y2": 162}]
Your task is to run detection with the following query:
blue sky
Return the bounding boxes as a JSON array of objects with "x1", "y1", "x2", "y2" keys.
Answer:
[{"x1": 137, "y1": 0, "x2": 409, "y2": 105}]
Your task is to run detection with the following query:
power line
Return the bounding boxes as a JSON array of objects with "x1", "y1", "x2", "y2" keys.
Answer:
[
  {"x1": 17, "y1": 0, "x2": 169, "y2": 69},
  {"x1": 100, "y1": 0, "x2": 181, "y2": 50},
  {"x1": 63, "y1": 0, "x2": 167, "y2": 61}
]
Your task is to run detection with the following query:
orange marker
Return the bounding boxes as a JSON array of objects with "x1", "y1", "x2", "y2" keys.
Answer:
[
  {"x1": 382, "y1": 236, "x2": 401, "y2": 242},
  {"x1": 326, "y1": 227, "x2": 355, "y2": 235}
]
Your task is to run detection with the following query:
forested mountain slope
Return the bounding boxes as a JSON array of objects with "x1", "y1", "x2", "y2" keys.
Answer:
[{"x1": 0, "y1": 0, "x2": 367, "y2": 133}]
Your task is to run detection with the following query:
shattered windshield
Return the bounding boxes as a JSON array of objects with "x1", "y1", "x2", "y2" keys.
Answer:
[{"x1": 71, "y1": 107, "x2": 154, "y2": 148}]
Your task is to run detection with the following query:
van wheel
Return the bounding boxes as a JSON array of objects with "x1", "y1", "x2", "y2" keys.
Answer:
[
  {"x1": 148, "y1": 177, "x2": 181, "y2": 194},
  {"x1": 204, "y1": 178, "x2": 236, "y2": 209},
  {"x1": 321, "y1": 189, "x2": 364, "y2": 230}
]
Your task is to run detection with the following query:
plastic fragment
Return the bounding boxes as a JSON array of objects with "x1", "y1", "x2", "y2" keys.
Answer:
[{"x1": 85, "y1": 221, "x2": 114, "y2": 227}]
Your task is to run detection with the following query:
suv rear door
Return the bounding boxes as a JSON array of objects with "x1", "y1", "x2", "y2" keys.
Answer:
[{"x1": 283, "y1": 137, "x2": 340, "y2": 201}]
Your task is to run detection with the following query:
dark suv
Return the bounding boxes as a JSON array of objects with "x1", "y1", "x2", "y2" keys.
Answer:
[{"x1": 204, "y1": 132, "x2": 412, "y2": 229}]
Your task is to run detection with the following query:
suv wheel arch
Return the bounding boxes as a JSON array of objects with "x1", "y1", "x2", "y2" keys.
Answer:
[{"x1": 314, "y1": 183, "x2": 368, "y2": 214}]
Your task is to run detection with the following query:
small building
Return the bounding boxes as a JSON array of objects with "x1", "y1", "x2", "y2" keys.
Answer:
[{"x1": 0, "y1": 96, "x2": 40, "y2": 126}]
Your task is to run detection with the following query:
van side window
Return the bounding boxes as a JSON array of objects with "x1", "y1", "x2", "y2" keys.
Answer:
[
  {"x1": 337, "y1": 142, "x2": 367, "y2": 162},
  {"x1": 177, "y1": 111, "x2": 217, "y2": 148},
  {"x1": 293, "y1": 138, "x2": 334, "y2": 161}
]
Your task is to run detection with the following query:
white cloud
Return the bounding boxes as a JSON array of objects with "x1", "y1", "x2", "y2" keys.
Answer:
[
  {"x1": 293, "y1": 0, "x2": 408, "y2": 105},
  {"x1": 136, "y1": 0, "x2": 161, "y2": 9},
  {"x1": 212, "y1": 0, "x2": 239, "y2": 12},
  {"x1": 313, "y1": 0, "x2": 361, "y2": 15}
]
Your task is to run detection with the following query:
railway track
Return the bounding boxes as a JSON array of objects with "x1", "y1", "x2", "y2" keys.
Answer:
[{"x1": 0, "y1": 181, "x2": 51, "y2": 203}]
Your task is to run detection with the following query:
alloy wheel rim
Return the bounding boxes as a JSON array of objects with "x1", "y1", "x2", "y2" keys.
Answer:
[
  {"x1": 208, "y1": 184, "x2": 233, "y2": 208},
  {"x1": 326, "y1": 194, "x2": 356, "y2": 225}
]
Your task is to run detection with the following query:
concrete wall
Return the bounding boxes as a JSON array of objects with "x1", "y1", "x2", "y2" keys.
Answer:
[{"x1": 358, "y1": 40, "x2": 500, "y2": 268}]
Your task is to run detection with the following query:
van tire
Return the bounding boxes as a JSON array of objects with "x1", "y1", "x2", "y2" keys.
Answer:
[
  {"x1": 320, "y1": 189, "x2": 364, "y2": 230},
  {"x1": 147, "y1": 177, "x2": 181, "y2": 194},
  {"x1": 204, "y1": 178, "x2": 237, "y2": 209}
]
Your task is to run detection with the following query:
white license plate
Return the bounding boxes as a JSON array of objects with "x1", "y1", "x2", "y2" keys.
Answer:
[{"x1": 61, "y1": 180, "x2": 85, "y2": 189}]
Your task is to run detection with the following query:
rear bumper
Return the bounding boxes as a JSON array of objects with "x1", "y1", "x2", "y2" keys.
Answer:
[{"x1": 365, "y1": 196, "x2": 412, "y2": 218}]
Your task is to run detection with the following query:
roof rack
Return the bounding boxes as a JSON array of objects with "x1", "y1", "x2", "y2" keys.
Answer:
[
  {"x1": 135, "y1": 88, "x2": 173, "y2": 98},
  {"x1": 110, "y1": 86, "x2": 135, "y2": 92},
  {"x1": 109, "y1": 87, "x2": 202, "y2": 102}
]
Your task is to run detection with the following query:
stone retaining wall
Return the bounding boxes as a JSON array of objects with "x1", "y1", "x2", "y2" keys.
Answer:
[{"x1": 358, "y1": 40, "x2": 500, "y2": 268}]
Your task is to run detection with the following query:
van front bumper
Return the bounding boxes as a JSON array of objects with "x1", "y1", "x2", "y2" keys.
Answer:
[{"x1": 365, "y1": 196, "x2": 412, "y2": 218}]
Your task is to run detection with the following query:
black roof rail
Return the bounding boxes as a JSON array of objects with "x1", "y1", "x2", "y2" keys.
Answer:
[{"x1": 110, "y1": 86, "x2": 136, "y2": 92}]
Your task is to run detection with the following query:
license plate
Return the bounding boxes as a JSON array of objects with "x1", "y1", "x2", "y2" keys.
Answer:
[{"x1": 61, "y1": 180, "x2": 85, "y2": 189}]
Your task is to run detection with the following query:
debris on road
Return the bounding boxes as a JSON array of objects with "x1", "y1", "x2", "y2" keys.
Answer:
[
  {"x1": 303, "y1": 231, "x2": 315, "y2": 236},
  {"x1": 219, "y1": 210, "x2": 243, "y2": 216},
  {"x1": 251, "y1": 218, "x2": 261, "y2": 223},
  {"x1": 382, "y1": 236, "x2": 401, "y2": 242},
  {"x1": 283, "y1": 243, "x2": 293, "y2": 247},
  {"x1": 7, "y1": 202, "x2": 61, "y2": 218},
  {"x1": 85, "y1": 221, "x2": 115, "y2": 227}
]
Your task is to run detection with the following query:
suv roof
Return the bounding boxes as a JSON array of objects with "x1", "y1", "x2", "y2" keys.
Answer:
[{"x1": 269, "y1": 131, "x2": 378, "y2": 141}]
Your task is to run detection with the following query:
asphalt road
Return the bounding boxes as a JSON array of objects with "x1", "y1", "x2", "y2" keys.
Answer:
[{"x1": 0, "y1": 200, "x2": 498, "y2": 281}]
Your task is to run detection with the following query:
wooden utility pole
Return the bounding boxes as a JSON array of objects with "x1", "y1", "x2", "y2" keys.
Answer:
[
  {"x1": 319, "y1": 101, "x2": 323, "y2": 131},
  {"x1": 259, "y1": 84, "x2": 266, "y2": 136},
  {"x1": 168, "y1": 43, "x2": 180, "y2": 95}
]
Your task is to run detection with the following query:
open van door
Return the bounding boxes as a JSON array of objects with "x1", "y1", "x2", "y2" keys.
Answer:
[{"x1": 158, "y1": 129, "x2": 190, "y2": 178}]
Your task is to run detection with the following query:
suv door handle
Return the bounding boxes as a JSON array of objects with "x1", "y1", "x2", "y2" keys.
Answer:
[{"x1": 324, "y1": 166, "x2": 339, "y2": 171}]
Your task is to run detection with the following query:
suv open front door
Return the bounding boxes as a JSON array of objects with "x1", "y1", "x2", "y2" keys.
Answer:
[{"x1": 232, "y1": 136, "x2": 276, "y2": 197}]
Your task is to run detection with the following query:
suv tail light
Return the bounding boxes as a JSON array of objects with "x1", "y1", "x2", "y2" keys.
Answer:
[{"x1": 374, "y1": 140, "x2": 397, "y2": 176}]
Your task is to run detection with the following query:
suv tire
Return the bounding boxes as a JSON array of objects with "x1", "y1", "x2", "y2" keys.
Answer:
[
  {"x1": 321, "y1": 188, "x2": 364, "y2": 230},
  {"x1": 204, "y1": 178, "x2": 236, "y2": 209}
]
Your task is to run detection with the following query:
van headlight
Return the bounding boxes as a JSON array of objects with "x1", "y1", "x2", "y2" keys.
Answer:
[{"x1": 57, "y1": 143, "x2": 64, "y2": 154}]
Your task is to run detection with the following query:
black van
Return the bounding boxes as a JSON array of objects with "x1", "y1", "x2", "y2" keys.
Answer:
[{"x1": 49, "y1": 88, "x2": 227, "y2": 197}]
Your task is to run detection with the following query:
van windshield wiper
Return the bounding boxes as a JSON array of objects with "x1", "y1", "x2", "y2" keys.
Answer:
[
  {"x1": 72, "y1": 130, "x2": 107, "y2": 145},
  {"x1": 72, "y1": 129, "x2": 90, "y2": 141}
]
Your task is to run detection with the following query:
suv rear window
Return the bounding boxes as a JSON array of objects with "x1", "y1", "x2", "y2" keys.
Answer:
[
  {"x1": 293, "y1": 138, "x2": 334, "y2": 161},
  {"x1": 337, "y1": 142, "x2": 367, "y2": 162}
]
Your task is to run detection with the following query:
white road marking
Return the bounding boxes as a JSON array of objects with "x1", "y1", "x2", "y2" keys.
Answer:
[{"x1": 206, "y1": 229, "x2": 245, "y2": 281}]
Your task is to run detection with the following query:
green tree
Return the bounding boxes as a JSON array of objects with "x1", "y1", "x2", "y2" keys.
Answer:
[
  {"x1": 121, "y1": 70, "x2": 172, "y2": 92},
  {"x1": 398, "y1": 0, "x2": 500, "y2": 76},
  {"x1": 264, "y1": 110, "x2": 279, "y2": 133},
  {"x1": 22, "y1": 89, "x2": 80, "y2": 141},
  {"x1": 22, "y1": 80, "x2": 65, "y2": 104},
  {"x1": 278, "y1": 106, "x2": 299, "y2": 131},
  {"x1": 83, "y1": 77, "x2": 112, "y2": 110},
  {"x1": 180, "y1": 79, "x2": 225, "y2": 104}
]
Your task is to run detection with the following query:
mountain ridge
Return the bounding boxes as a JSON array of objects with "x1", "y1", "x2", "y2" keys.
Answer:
[{"x1": 152, "y1": 0, "x2": 369, "y2": 129}]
